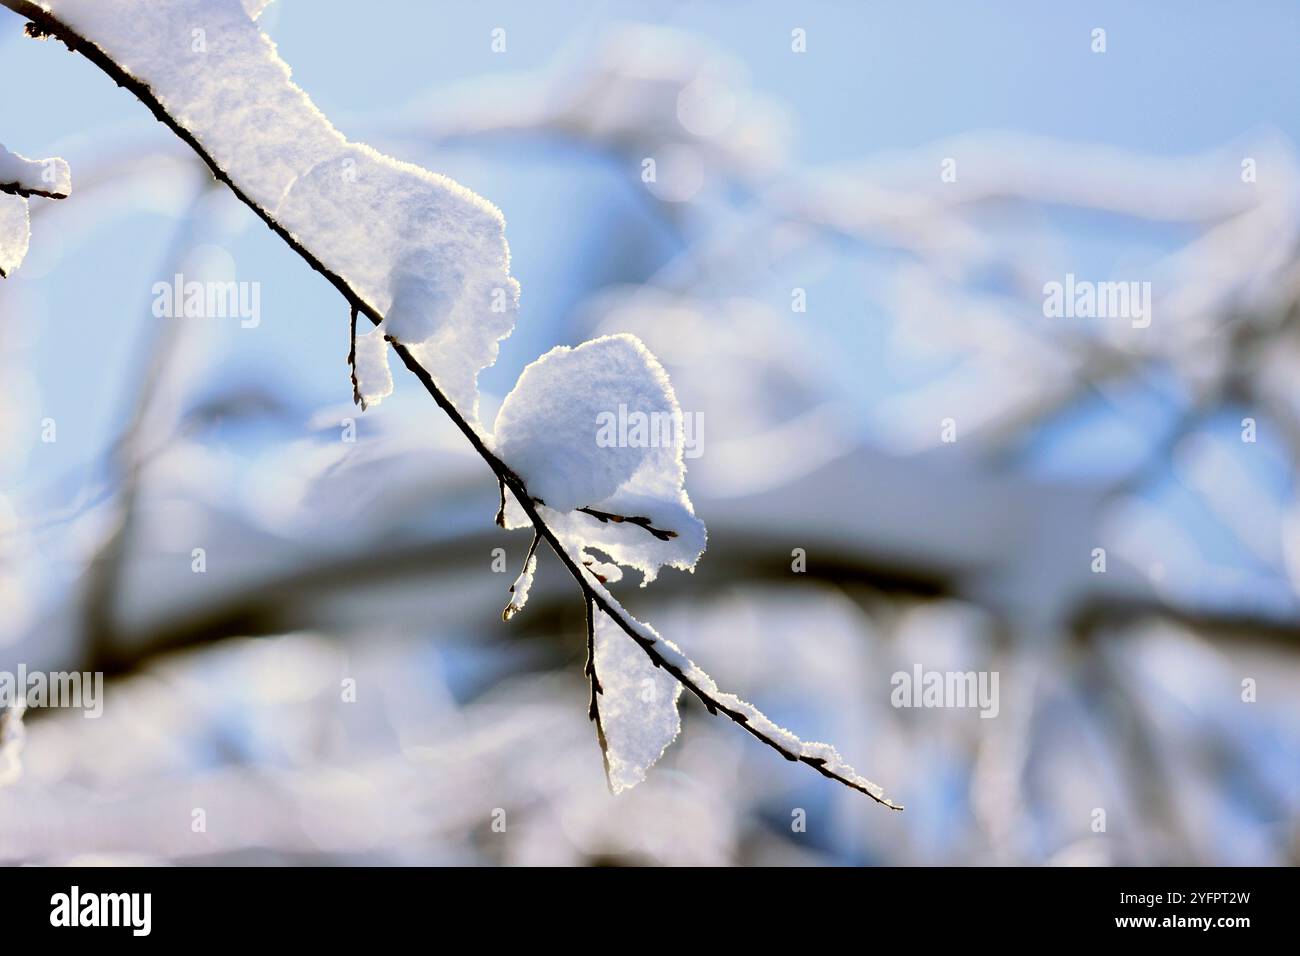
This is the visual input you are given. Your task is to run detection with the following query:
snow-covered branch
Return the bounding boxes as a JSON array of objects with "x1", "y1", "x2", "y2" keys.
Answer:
[{"x1": 0, "y1": 0, "x2": 899, "y2": 808}]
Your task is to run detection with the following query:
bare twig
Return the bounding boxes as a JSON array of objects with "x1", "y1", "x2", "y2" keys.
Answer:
[
  {"x1": 575, "y1": 506, "x2": 678, "y2": 541},
  {"x1": 494, "y1": 476, "x2": 507, "y2": 528},
  {"x1": 584, "y1": 597, "x2": 612, "y2": 792},
  {"x1": 347, "y1": 304, "x2": 367, "y2": 409},
  {"x1": 0, "y1": 180, "x2": 67, "y2": 200},
  {"x1": 520, "y1": 528, "x2": 542, "y2": 569},
  {"x1": 0, "y1": 0, "x2": 900, "y2": 808},
  {"x1": 532, "y1": 496, "x2": 678, "y2": 540}
]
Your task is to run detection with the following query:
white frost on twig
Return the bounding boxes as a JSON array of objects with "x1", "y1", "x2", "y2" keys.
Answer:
[
  {"x1": 502, "y1": 553, "x2": 537, "y2": 622},
  {"x1": 580, "y1": 551, "x2": 623, "y2": 585}
]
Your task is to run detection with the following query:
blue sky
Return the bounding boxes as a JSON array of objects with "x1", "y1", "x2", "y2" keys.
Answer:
[{"x1": 3, "y1": 0, "x2": 1298, "y2": 507}]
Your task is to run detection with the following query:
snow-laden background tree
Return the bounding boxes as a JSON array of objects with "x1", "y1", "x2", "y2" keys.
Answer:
[{"x1": 1, "y1": 0, "x2": 1298, "y2": 864}]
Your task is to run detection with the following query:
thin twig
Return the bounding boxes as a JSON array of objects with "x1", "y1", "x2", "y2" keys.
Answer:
[
  {"x1": 584, "y1": 597, "x2": 612, "y2": 792},
  {"x1": 521, "y1": 528, "x2": 541, "y2": 568},
  {"x1": 494, "y1": 476, "x2": 507, "y2": 528},
  {"x1": 534, "y1": 497, "x2": 677, "y2": 541},
  {"x1": 0, "y1": 0, "x2": 899, "y2": 808},
  {"x1": 347, "y1": 304, "x2": 366, "y2": 409},
  {"x1": 0, "y1": 180, "x2": 67, "y2": 200},
  {"x1": 575, "y1": 506, "x2": 678, "y2": 541}
]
